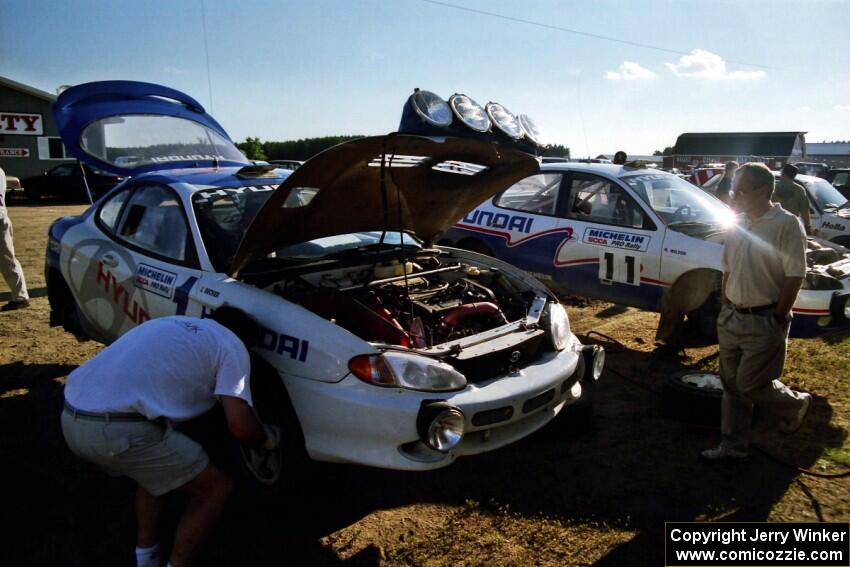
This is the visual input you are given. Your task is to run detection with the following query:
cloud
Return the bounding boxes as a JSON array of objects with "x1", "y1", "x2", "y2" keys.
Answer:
[
  {"x1": 604, "y1": 61, "x2": 655, "y2": 81},
  {"x1": 836, "y1": 104, "x2": 850, "y2": 111},
  {"x1": 665, "y1": 49, "x2": 765, "y2": 80}
]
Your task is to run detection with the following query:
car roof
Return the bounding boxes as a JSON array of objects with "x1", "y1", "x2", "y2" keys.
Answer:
[{"x1": 539, "y1": 161, "x2": 671, "y2": 179}]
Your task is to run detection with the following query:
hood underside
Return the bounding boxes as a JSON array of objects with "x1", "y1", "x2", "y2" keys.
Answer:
[{"x1": 230, "y1": 134, "x2": 539, "y2": 275}]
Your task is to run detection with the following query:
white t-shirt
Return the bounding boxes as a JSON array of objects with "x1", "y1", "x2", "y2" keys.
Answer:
[
  {"x1": 0, "y1": 167, "x2": 7, "y2": 210},
  {"x1": 722, "y1": 204, "x2": 807, "y2": 308},
  {"x1": 64, "y1": 316, "x2": 252, "y2": 421}
]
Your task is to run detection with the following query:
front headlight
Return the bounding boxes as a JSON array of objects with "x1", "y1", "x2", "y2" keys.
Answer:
[
  {"x1": 349, "y1": 352, "x2": 467, "y2": 392},
  {"x1": 545, "y1": 302, "x2": 572, "y2": 351}
]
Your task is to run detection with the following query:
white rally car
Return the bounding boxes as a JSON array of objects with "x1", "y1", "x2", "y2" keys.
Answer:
[
  {"x1": 442, "y1": 162, "x2": 850, "y2": 339},
  {"x1": 45, "y1": 82, "x2": 603, "y2": 483},
  {"x1": 703, "y1": 171, "x2": 850, "y2": 246}
]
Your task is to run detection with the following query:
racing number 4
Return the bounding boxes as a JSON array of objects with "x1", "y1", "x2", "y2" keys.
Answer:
[{"x1": 599, "y1": 251, "x2": 639, "y2": 286}]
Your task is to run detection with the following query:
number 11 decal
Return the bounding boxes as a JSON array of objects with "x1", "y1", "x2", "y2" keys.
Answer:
[{"x1": 599, "y1": 251, "x2": 639, "y2": 285}]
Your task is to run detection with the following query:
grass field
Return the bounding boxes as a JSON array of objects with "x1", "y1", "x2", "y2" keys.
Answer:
[{"x1": 0, "y1": 201, "x2": 847, "y2": 566}]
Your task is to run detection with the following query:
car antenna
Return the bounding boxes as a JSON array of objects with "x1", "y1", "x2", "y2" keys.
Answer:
[{"x1": 78, "y1": 159, "x2": 94, "y2": 205}]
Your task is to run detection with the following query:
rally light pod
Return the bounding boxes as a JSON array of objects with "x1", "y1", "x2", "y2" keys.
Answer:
[
  {"x1": 485, "y1": 102, "x2": 523, "y2": 140},
  {"x1": 519, "y1": 114, "x2": 543, "y2": 147},
  {"x1": 449, "y1": 94, "x2": 490, "y2": 132},
  {"x1": 398, "y1": 89, "x2": 453, "y2": 136}
]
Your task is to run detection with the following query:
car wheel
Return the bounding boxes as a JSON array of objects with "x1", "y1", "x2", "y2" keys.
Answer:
[
  {"x1": 457, "y1": 237, "x2": 494, "y2": 257},
  {"x1": 232, "y1": 358, "x2": 309, "y2": 494},
  {"x1": 23, "y1": 186, "x2": 40, "y2": 202},
  {"x1": 684, "y1": 293, "x2": 720, "y2": 344},
  {"x1": 47, "y1": 270, "x2": 89, "y2": 340},
  {"x1": 662, "y1": 371, "x2": 723, "y2": 425}
]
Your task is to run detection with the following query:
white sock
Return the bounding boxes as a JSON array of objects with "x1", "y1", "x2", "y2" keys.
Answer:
[{"x1": 135, "y1": 543, "x2": 162, "y2": 567}]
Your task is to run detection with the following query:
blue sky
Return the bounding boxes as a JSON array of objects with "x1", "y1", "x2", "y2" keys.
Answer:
[{"x1": 2, "y1": 0, "x2": 848, "y2": 156}]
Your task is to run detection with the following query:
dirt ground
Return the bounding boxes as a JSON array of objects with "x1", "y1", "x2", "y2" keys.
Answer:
[{"x1": 1, "y1": 201, "x2": 848, "y2": 566}]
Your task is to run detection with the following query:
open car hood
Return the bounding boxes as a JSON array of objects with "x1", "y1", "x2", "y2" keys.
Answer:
[
  {"x1": 53, "y1": 81, "x2": 249, "y2": 176},
  {"x1": 229, "y1": 134, "x2": 539, "y2": 276}
]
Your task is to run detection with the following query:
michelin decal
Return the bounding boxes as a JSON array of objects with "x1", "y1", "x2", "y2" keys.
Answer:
[{"x1": 582, "y1": 228, "x2": 649, "y2": 252}]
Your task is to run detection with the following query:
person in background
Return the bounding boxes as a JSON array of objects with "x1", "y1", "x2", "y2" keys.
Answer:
[
  {"x1": 715, "y1": 161, "x2": 738, "y2": 205},
  {"x1": 772, "y1": 163, "x2": 812, "y2": 234},
  {"x1": 61, "y1": 308, "x2": 279, "y2": 567},
  {"x1": 0, "y1": 167, "x2": 30, "y2": 310},
  {"x1": 613, "y1": 151, "x2": 627, "y2": 165},
  {"x1": 702, "y1": 163, "x2": 811, "y2": 461}
]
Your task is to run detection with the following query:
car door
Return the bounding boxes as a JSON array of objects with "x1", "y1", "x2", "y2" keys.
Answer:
[
  {"x1": 84, "y1": 183, "x2": 204, "y2": 341},
  {"x1": 553, "y1": 171, "x2": 663, "y2": 309},
  {"x1": 459, "y1": 172, "x2": 567, "y2": 279}
]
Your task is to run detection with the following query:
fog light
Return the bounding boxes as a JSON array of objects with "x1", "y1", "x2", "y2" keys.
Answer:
[
  {"x1": 485, "y1": 102, "x2": 523, "y2": 139},
  {"x1": 417, "y1": 402, "x2": 465, "y2": 452},
  {"x1": 581, "y1": 345, "x2": 605, "y2": 381},
  {"x1": 449, "y1": 93, "x2": 490, "y2": 132}
]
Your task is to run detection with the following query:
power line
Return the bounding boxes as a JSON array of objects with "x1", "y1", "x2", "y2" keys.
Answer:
[
  {"x1": 420, "y1": 0, "x2": 774, "y2": 71},
  {"x1": 200, "y1": 0, "x2": 214, "y2": 113}
]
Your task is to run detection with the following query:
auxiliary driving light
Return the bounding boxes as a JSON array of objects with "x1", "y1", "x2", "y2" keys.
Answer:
[
  {"x1": 449, "y1": 93, "x2": 491, "y2": 132},
  {"x1": 581, "y1": 345, "x2": 605, "y2": 381},
  {"x1": 518, "y1": 114, "x2": 542, "y2": 146},
  {"x1": 417, "y1": 402, "x2": 465, "y2": 452},
  {"x1": 485, "y1": 102, "x2": 523, "y2": 139},
  {"x1": 410, "y1": 89, "x2": 453, "y2": 127}
]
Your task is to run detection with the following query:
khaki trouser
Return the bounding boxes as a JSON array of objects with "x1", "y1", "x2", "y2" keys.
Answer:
[
  {"x1": 0, "y1": 208, "x2": 29, "y2": 302},
  {"x1": 717, "y1": 304, "x2": 806, "y2": 450}
]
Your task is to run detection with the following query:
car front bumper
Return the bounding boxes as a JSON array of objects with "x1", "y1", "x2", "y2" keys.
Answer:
[{"x1": 283, "y1": 341, "x2": 591, "y2": 470}]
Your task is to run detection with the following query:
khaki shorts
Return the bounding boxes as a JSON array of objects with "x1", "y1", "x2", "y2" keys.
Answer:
[{"x1": 61, "y1": 410, "x2": 209, "y2": 496}]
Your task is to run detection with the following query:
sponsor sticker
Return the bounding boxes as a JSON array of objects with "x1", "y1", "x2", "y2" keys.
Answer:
[
  {"x1": 0, "y1": 148, "x2": 29, "y2": 157},
  {"x1": 134, "y1": 263, "x2": 178, "y2": 299},
  {"x1": 583, "y1": 227, "x2": 649, "y2": 252}
]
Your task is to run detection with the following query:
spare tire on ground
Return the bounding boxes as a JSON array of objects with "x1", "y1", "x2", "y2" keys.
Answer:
[{"x1": 662, "y1": 371, "x2": 723, "y2": 425}]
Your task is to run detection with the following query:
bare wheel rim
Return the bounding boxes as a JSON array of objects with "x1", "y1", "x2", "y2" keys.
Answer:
[{"x1": 680, "y1": 373, "x2": 723, "y2": 392}]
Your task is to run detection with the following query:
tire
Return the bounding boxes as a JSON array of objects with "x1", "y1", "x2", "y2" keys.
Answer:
[
  {"x1": 684, "y1": 293, "x2": 720, "y2": 344},
  {"x1": 456, "y1": 238, "x2": 494, "y2": 257},
  {"x1": 23, "y1": 186, "x2": 40, "y2": 202},
  {"x1": 232, "y1": 357, "x2": 309, "y2": 494},
  {"x1": 662, "y1": 371, "x2": 723, "y2": 425},
  {"x1": 46, "y1": 271, "x2": 89, "y2": 340}
]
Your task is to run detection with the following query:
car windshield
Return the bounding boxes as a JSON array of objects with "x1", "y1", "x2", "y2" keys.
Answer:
[
  {"x1": 80, "y1": 114, "x2": 247, "y2": 169},
  {"x1": 193, "y1": 185, "x2": 420, "y2": 271},
  {"x1": 622, "y1": 172, "x2": 736, "y2": 227},
  {"x1": 804, "y1": 178, "x2": 849, "y2": 210},
  {"x1": 276, "y1": 231, "x2": 422, "y2": 260}
]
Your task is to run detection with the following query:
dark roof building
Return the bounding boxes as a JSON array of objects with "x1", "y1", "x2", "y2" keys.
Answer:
[
  {"x1": 0, "y1": 75, "x2": 74, "y2": 180},
  {"x1": 806, "y1": 142, "x2": 850, "y2": 168},
  {"x1": 664, "y1": 131, "x2": 806, "y2": 170}
]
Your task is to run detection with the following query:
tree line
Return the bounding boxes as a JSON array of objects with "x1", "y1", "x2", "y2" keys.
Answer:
[{"x1": 238, "y1": 136, "x2": 569, "y2": 161}]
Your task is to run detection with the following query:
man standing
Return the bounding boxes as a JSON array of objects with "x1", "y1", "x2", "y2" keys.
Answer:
[
  {"x1": 702, "y1": 163, "x2": 811, "y2": 461},
  {"x1": 61, "y1": 308, "x2": 279, "y2": 566},
  {"x1": 0, "y1": 167, "x2": 30, "y2": 310},
  {"x1": 714, "y1": 161, "x2": 738, "y2": 205},
  {"x1": 773, "y1": 163, "x2": 812, "y2": 234}
]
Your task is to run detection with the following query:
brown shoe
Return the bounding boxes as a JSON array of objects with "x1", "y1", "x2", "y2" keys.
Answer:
[{"x1": 1, "y1": 299, "x2": 30, "y2": 311}]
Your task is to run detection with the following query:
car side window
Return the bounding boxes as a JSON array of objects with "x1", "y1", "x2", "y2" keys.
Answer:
[
  {"x1": 97, "y1": 188, "x2": 131, "y2": 233},
  {"x1": 494, "y1": 173, "x2": 564, "y2": 216},
  {"x1": 52, "y1": 164, "x2": 76, "y2": 177},
  {"x1": 116, "y1": 185, "x2": 190, "y2": 261},
  {"x1": 566, "y1": 174, "x2": 644, "y2": 229},
  {"x1": 834, "y1": 172, "x2": 849, "y2": 187}
]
